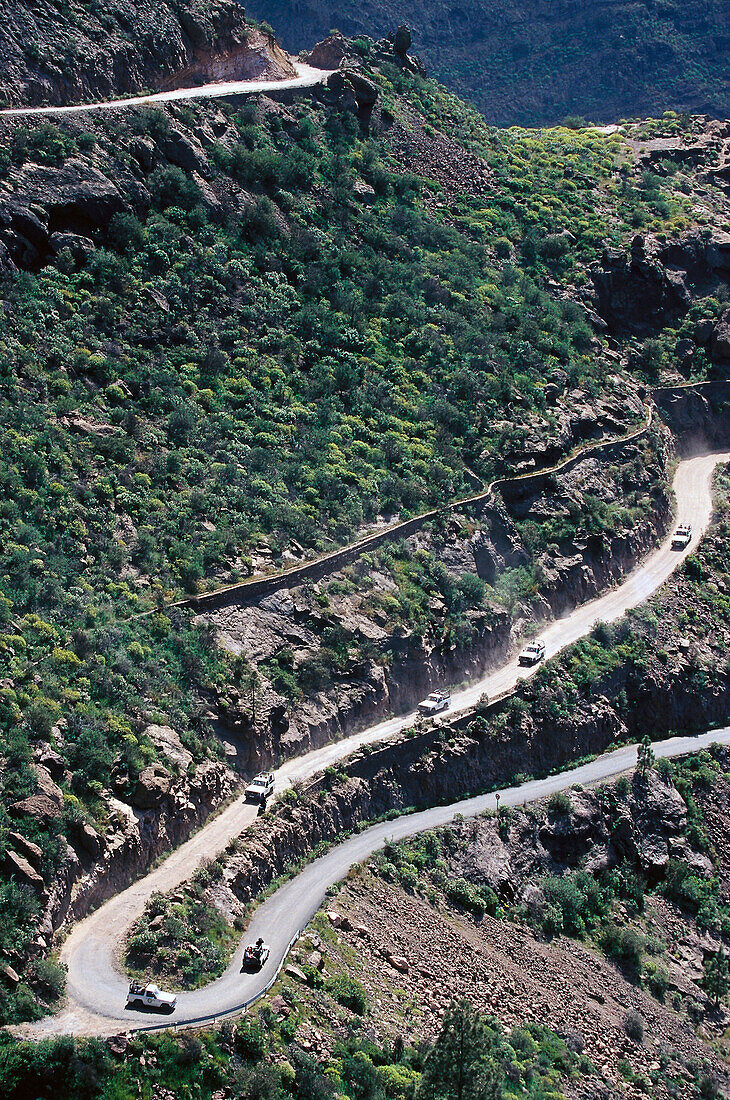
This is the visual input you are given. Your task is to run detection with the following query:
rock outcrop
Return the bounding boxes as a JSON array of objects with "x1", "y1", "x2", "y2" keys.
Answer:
[
  {"x1": 592, "y1": 235, "x2": 692, "y2": 337},
  {"x1": 0, "y1": 3, "x2": 294, "y2": 107},
  {"x1": 591, "y1": 230, "x2": 730, "y2": 338}
]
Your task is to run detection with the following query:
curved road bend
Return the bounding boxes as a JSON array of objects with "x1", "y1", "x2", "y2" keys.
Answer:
[
  {"x1": 26, "y1": 449, "x2": 730, "y2": 1035},
  {"x1": 49, "y1": 725, "x2": 730, "y2": 1036},
  {"x1": 0, "y1": 62, "x2": 330, "y2": 117}
]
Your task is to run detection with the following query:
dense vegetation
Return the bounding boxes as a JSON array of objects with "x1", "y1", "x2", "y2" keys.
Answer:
[
  {"x1": 0, "y1": 43, "x2": 721, "y2": 1024},
  {"x1": 125, "y1": 869, "x2": 239, "y2": 990},
  {"x1": 0, "y1": 996, "x2": 586, "y2": 1100},
  {"x1": 251, "y1": 0, "x2": 730, "y2": 126}
]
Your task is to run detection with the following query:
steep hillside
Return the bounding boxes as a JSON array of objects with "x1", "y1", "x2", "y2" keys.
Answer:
[
  {"x1": 325, "y1": 749, "x2": 730, "y2": 1098},
  {"x1": 250, "y1": 0, "x2": 730, "y2": 125},
  {"x1": 0, "y1": 0, "x2": 295, "y2": 108},
  {"x1": 2, "y1": 36, "x2": 730, "y2": 1028}
]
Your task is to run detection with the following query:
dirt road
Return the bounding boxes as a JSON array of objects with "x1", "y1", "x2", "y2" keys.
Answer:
[{"x1": 0, "y1": 62, "x2": 329, "y2": 117}]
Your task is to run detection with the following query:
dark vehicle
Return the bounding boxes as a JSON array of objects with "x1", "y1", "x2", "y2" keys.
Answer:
[{"x1": 242, "y1": 937, "x2": 271, "y2": 971}]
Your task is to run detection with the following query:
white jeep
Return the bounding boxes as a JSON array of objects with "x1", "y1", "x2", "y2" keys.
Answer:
[
  {"x1": 518, "y1": 639, "x2": 546, "y2": 666},
  {"x1": 417, "y1": 690, "x2": 451, "y2": 716},
  {"x1": 245, "y1": 772, "x2": 275, "y2": 803},
  {"x1": 126, "y1": 981, "x2": 177, "y2": 1012},
  {"x1": 671, "y1": 523, "x2": 692, "y2": 549}
]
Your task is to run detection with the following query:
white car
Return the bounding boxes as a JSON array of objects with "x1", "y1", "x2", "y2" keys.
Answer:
[
  {"x1": 672, "y1": 523, "x2": 692, "y2": 549},
  {"x1": 518, "y1": 640, "x2": 546, "y2": 666},
  {"x1": 417, "y1": 690, "x2": 451, "y2": 715},
  {"x1": 245, "y1": 772, "x2": 275, "y2": 803},
  {"x1": 126, "y1": 981, "x2": 177, "y2": 1012}
]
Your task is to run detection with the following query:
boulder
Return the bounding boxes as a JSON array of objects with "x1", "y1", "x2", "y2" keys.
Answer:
[
  {"x1": 132, "y1": 763, "x2": 172, "y2": 809},
  {"x1": 3, "y1": 848, "x2": 45, "y2": 892},
  {"x1": 326, "y1": 71, "x2": 358, "y2": 113},
  {"x1": 353, "y1": 180, "x2": 376, "y2": 204},
  {"x1": 8, "y1": 158, "x2": 129, "y2": 234},
  {"x1": 711, "y1": 309, "x2": 730, "y2": 360},
  {"x1": 345, "y1": 70, "x2": 379, "y2": 108},
  {"x1": 68, "y1": 819, "x2": 102, "y2": 857},
  {"x1": 10, "y1": 794, "x2": 63, "y2": 822},
  {"x1": 128, "y1": 136, "x2": 156, "y2": 172},
  {"x1": 36, "y1": 744, "x2": 65, "y2": 782},
  {"x1": 0, "y1": 964, "x2": 19, "y2": 987},
  {"x1": 637, "y1": 833, "x2": 670, "y2": 874},
  {"x1": 388, "y1": 954, "x2": 409, "y2": 973},
  {"x1": 675, "y1": 337, "x2": 695, "y2": 364},
  {"x1": 284, "y1": 964, "x2": 307, "y2": 983},
  {"x1": 144, "y1": 724, "x2": 193, "y2": 772},
  {"x1": 49, "y1": 232, "x2": 95, "y2": 264},
  {"x1": 8, "y1": 830, "x2": 43, "y2": 868},
  {"x1": 161, "y1": 129, "x2": 208, "y2": 174},
  {"x1": 326, "y1": 69, "x2": 379, "y2": 114},
  {"x1": 33, "y1": 764, "x2": 64, "y2": 808},
  {"x1": 107, "y1": 1034, "x2": 130, "y2": 1056},
  {"x1": 269, "y1": 993, "x2": 291, "y2": 1017},
  {"x1": 5, "y1": 204, "x2": 48, "y2": 249},
  {"x1": 707, "y1": 232, "x2": 730, "y2": 273},
  {"x1": 305, "y1": 32, "x2": 350, "y2": 71},
  {"x1": 694, "y1": 318, "x2": 715, "y2": 345},
  {"x1": 394, "y1": 25, "x2": 412, "y2": 58}
]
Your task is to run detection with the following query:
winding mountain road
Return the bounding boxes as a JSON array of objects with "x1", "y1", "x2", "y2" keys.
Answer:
[
  {"x1": 0, "y1": 62, "x2": 330, "y2": 117},
  {"x1": 26, "y1": 448, "x2": 730, "y2": 1037}
]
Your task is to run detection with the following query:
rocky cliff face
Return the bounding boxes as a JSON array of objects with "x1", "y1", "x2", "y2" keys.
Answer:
[
  {"x1": 10, "y1": 725, "x2": 238, "y2": 960},
  {"x1": 207, "y1": 419, "x2": 670, "y2": 771},
  {"x1": 247, "y1": 0, "x2": 730, "y2": 125},
  {"x1": 0, "y1": 0, "x2": 295, "y2": 107}
]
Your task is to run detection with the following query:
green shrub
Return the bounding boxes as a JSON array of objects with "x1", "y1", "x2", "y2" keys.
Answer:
[
  {"x1": 623, "y1": 1009, "x2": 644, "y2": 1042},
  {"x1": 601, "y1": 922, "x2": 644, "y2": 978},
  {"x1": 547, "y1": 791, "x2": 572, "y2": 816},
  {"x1": 235, "y1": 1018, "x2": 267, "y2": 1061},
  {"x1": 325, "y1": 974, "x2": 368, "y2": 1015}
]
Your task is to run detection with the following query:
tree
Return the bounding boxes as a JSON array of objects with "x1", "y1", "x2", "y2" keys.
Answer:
[
  {"x1": 636, "y1": 735, "x2": 655, "y2": 777},
  {"x1": 702, "y1": 948, "x2": 730, "y2": 1007},
  {"x1": 417, "y1": 1001, "x2": 503, "y2": 1100},
  {"x1": 242, "y1": 668, "x2": 264, "y2": 725}
]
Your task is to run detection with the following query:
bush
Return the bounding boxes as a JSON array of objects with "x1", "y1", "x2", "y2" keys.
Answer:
[
  {"x1": 547, "y1": 791, "x2": 572, "y2": 816},
  {"x1": 623, "y1": 1009, "x2": 644, "y2": 1042},
  {"x1": 235, "y1": 1019, "x2": 267, "y2": 1061},
  {"x1": 601, "y1": 923, "x2": 644, "y2": 978},
  {"x1": 645, "y1": 963, "x2": 669, "y2": 1001},
  {"x1": 444, "y1": 877, "x2": 498, "y2": 917},
  {"x1": 325, "y1": 974, "x2": 368, "y2": 1015},
  {"x1": 147, "y1": 166, "x2": 202, "y2": 211},
  {"x1": 659, "y1": 859, "x2": 712, "y2": 913},
  {"x1": 540, "y1": 872, "x2": 605, "y2": 937}
]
